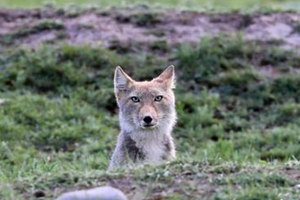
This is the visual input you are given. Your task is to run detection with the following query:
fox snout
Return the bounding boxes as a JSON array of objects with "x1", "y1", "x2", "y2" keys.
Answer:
[
  {"x1": 140, "y1": 115, "x2": 156, "y2": 128},
  {"x1": 141, "y1": 115, "x2": 155, "y2": 127},
  {"x1": 139, "y1": 107, "x2": 158, "y2": 129}
]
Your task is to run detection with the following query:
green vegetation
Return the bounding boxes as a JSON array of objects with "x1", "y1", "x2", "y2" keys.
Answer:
[
  {"x1": 293, "y1": 22, "x2": 300, "y2": 34},
  {"x1": 0, "y1": 0, "x2": 300, "y2": 11},
  {"x1": 0, "y1": 29, "x2": 300, "y2": 199},
  {"x1": 149, "y1": 40, "x2": 169, "y2": 53},
  {"x1": 0, "y1": 20, "x2": 64, "y2": 45},
  {"x1": 115, "y1": 11, "x2": 163, "y2": 27}
]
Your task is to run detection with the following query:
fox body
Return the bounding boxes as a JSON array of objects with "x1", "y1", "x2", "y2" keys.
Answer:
[{"x1": 108, "y1": 66, "x2": 177, "y2": 170}]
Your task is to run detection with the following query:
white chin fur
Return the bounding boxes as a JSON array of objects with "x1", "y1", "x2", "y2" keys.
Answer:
[{"x1": 120, "y1": 114, "x2": 176, "y2": 136}]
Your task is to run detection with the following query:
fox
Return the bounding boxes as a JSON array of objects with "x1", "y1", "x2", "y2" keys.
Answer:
[{"x1": 108, "y1": 65, "x2": 177, "y2": 170}]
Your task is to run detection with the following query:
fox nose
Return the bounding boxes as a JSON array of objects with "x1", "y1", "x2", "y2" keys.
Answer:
[{"x1": 143, "y1": 116, "x2": 153, "y2": 124}]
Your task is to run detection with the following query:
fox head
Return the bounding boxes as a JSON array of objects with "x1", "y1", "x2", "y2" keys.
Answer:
[{"x1": 114, "y1": 66, "x2": 176, "y2": 132}]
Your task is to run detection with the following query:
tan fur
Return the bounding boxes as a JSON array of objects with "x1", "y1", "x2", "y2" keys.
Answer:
[{"x1": 108, "y1": 66, "x2": 177, "y2": 170}]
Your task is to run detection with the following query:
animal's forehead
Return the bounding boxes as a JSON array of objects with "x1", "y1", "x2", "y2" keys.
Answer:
[{"x1": 129, "y1": 81, "x2": 165, "y2": 96}]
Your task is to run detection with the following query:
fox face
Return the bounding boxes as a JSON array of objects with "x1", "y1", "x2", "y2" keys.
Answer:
[{"x1": 114, "y1": 66, "x2": 176, "y2": 132}]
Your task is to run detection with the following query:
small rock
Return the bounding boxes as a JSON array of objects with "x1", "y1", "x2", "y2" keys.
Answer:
[
  {"x1": 55, "y1": 186, "x2": 128, "y2": 200},
  {"x1": 295, "y1": 184, "x2": 300, "y2": 190}
]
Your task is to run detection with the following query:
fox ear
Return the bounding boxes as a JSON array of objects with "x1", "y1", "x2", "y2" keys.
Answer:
[
  {"x1": 114, "y1": 66, "x2": 134, "y2": 93},
  {"x1": 154, "y1": 65, "x2": 175, "y2": 89}
]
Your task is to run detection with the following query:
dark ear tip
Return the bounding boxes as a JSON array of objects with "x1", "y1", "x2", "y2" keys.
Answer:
[
  {"x1": 168, "y1": 65, "x2": 174, "y2": 70},
  {"x1": 167, "y1": 65, "x2": 175, "y2": 73},
  {"x1": 115, "y1": 66, "x2": 122, "y2": 71}
]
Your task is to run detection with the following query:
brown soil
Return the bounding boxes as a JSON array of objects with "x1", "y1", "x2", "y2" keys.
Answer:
[{"x1": 1, "y1": 7, "x2": 300, "y2": 50}]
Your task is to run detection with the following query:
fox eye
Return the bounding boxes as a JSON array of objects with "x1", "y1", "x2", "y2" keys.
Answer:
[
  {"x1": 131, "y1": 96, "x2": 140, "y2": 103},
  {"x1": 154, "y1": 95, "x2": 163, "y2": 102}
]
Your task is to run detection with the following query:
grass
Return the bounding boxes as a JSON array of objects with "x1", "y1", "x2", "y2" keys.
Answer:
[
  {"x1": 0, "y1": 28, "x2": 300, "y2": 199},
  {"x1": 115, "y1": 11, "x2": 163, "y2": 27},
  {"x1": 0, "y1": 20, "x2": 64, "y2": 45},
  {"x1": 0, "y1": 0, "x2": 300, "y2": 11},
  {"x1": 293, "y1": 22, "x2": 300, "y2": 34}
]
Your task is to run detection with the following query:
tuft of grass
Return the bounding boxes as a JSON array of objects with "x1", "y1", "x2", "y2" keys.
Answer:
[
  {"x1": 214, "y1": 172, "x2": 293, "y2": 187},
  {"x1": 293, "y1": 22, "x2": 300, "y2": 34},
  {"x1": 0, "y1": 20, "x2": 64, "y2": 45},
  {"x1": 149, "y1": 39, "x2": 169, "y2": 53},
  {"x1": 234, "y1": 190, "x2": 279, "y2": 200},
  {"x1": 108, "y1": 39, "x2": 138, "y2": 54},
  {"x1": 134, "y1": 12, "x2": 163, "y2": 27},
  {"x1": 115, "y1": 11, "x2": 163, "y2": 27}
]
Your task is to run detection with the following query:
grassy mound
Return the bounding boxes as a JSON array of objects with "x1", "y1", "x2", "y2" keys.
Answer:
[{"x1": 0, "y1": 34, "x2": 299, "y2": 199}]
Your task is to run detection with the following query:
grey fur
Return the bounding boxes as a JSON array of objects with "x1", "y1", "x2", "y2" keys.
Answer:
[{"x1": 123, "y1": 135, "x2": 145, "y2": 162}]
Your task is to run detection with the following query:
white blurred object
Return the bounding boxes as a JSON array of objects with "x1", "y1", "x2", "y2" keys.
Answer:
[
  {"x1": 0, "y1": 99, "x2": 5, "y2": 106},
  {"x1": 55, "y1": 186, "x2": 128, "y2": 200}
]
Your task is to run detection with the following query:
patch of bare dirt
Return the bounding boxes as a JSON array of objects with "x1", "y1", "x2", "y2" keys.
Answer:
[{"x1": 1, "y1": 7, "x2": 300, "y2": 50}]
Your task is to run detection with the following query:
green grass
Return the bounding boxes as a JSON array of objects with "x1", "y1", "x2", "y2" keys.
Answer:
[
  {"x1": 0, "y1": 0, "x2": 300, "y2": 11},
  {"x1": 0, "y1": 31, "x2": 300, "y2": 199}
]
